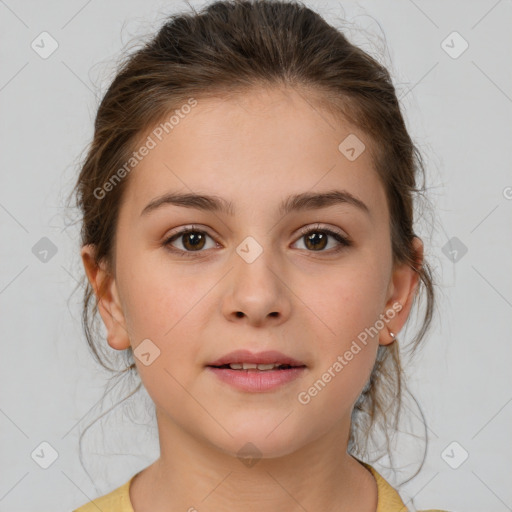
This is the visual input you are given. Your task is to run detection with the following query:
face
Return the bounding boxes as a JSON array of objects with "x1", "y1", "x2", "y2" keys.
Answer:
[{"x1": 82, "y1": 86, "x2": 420, "y2": 460}]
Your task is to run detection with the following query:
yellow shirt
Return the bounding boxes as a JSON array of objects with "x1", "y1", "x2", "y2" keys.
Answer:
[{"x1": 72, "y1": 462, "x2": 450, "y2": 512}]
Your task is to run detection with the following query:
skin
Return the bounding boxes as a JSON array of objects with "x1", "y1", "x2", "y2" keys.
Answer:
[{"x1": 82, "y1": 85, "x2": 422, "y2": 512}]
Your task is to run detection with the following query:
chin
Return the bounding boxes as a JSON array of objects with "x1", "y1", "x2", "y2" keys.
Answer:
[{"x1": 208, "y1": 425, "x2": 306, "y2": 462}]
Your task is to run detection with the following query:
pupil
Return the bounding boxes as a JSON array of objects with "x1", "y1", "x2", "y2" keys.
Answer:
[
  {"x1": 305, "y1": 232, "x2": 327, "y2": 251},
  {"x1": 181, "y1": 231, "x2": 328, "y2": 252},
  {"x1": 184, "y1": 232, "x2": 205, "y2": 250}
]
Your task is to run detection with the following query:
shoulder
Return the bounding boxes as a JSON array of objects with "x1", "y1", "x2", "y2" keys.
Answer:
[
  {"x1": 72, "y1": 475, "x2": 135, "y2": 512},
  {"x1": 356, "y1": 459, "x2": 452, "y2": 512}
]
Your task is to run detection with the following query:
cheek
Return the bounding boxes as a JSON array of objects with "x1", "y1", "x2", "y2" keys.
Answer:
[
  {"x1": 303, "y1": 259, "x2": 390, "y2": 344},
  {"x1": 118, "y1": 250, "x2": 205, "y2": 339},
  {"x1": 297, "y1": 270, "x2": 383, "y2": 413},
  {"x1": 297, "y1": 253, "x2": 389, "y2": 402},
  {"x1": 119, "y1": 261, "x2": 208, "y2": 411},
  {"x1": 117, "y1": 254, "x2": 218, "y2": 395}
]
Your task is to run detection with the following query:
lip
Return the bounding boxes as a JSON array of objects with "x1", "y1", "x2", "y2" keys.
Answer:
[
  {"x1": 206, "y1": 366, "x2": 307, "y2": 392},
  {"x1": 206, "y1": 349, "x2": 307, "y2": 393},
  {"x1": 207, "y1": 349, "x2": 306, "y2": 367}
]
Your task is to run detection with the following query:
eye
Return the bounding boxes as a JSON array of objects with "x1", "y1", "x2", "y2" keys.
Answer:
[
  {"x1": 162, "y1": 223, "x2": 351, "y2": 258},
  {"x1": 163, "y1": 225, "x2": 217, "y2": 256},
  {"x1": 293, "y1": 224, "x2": 351, "y2": 253}
]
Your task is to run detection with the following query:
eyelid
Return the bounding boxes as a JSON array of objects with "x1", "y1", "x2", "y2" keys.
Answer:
[
  {"x1": 163, "y1": 223, "x2": 218, "y2": 246},
  {"x1": 165, "y1": 223, "x2": 209, "y2": 238},
  {"x1": 164, "y1": 224, "x2": 348, "y2": 242},
  {"x1": 296, "y1": 222, "x2": 348, "y2": 240}
]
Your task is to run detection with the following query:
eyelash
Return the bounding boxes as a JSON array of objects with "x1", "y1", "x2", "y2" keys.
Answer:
[{"x1": 162, "y1": 223, "x2": 352, "y2": 258}]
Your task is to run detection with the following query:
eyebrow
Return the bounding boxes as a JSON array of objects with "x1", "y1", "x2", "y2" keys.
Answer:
[{"x1": 140, "y1": 189, "x2": 370, "y2": 218}]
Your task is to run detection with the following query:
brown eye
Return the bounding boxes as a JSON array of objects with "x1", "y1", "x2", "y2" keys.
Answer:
[
  {"x1": 303, "y1": 231, "x2": 328, "y2": 251},
  {"x1": 180, "y1": 231, "x2": 206, "y2": 251},
  {"x1": 163, "y1": 228, "x2": 216, "y2": 254},
  {"x1": 294, "y1": 226, "x2": 351, "y2": 253}
]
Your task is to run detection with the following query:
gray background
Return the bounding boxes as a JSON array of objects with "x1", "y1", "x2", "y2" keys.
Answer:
[{"x1": 1, "y1": 0, "x2": 511, "y2": 511}]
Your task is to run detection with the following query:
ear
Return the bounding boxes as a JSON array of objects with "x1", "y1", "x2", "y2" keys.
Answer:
[
  {"x1": 80, "y1": 244, "x2": 131, "y2": 350},
  {"x1": 380, "y1": 236, "x2": 423, "y2": 346}
]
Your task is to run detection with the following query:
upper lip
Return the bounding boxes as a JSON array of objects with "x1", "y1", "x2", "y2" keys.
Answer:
[{"x1": 207, "y1": 350, "x2": 306, "y2": 367}]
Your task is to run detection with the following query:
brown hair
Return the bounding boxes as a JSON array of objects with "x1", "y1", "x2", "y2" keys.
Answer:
[{"x1": 67, "y1": 0, "x2": 436, "y2": 483}]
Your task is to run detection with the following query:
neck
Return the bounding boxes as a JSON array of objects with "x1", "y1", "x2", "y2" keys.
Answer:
[{"x1": 130, "y1": 410, "x2": 378, "y2": 512}]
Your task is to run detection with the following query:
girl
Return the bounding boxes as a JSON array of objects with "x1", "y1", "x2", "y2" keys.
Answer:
[{"x1": 71, "y1": 0, "x2": 449, "y2": 510}]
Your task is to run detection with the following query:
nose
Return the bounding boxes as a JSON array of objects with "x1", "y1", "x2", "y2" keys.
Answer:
[{"x1": 221, "y1": 245, "x2": 292, "y2": 327}]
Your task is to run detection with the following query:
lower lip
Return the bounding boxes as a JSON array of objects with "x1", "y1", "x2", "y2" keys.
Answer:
[{"x1": 206, "y1": 366, "x2": 306, "y2": 392}]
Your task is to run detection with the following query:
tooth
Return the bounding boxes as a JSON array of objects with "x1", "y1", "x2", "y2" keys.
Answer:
[
  {"x1": 256, "y1": 364, "x2": 277, "y2": 370},
  {"x1": 228, "y1": 363, "x2": 282, "y2": 370}
]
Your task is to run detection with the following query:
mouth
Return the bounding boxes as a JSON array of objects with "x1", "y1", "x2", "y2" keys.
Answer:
[
  {"x1": 205, "y1": 349, "x2": 307, "y2": 392},
  {"x1": 206, "y1": 349, "x2": 307, "y2": 370},
  {"x1": 208, "y1": 362, "x2": 305, "y2": 371}
]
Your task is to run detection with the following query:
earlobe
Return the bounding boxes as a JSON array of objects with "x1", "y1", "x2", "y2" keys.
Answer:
[
  {"x1": 80, "y1": 244, "x2": 131, "y2": 351},
  {"x1": 380, "y1": 237, "x2": 423, "y2": 346}
]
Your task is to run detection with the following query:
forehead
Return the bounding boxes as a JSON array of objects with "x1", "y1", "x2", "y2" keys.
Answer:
[{"x1": 120, "y1": 86, "x2": 387, "y2": 221}]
